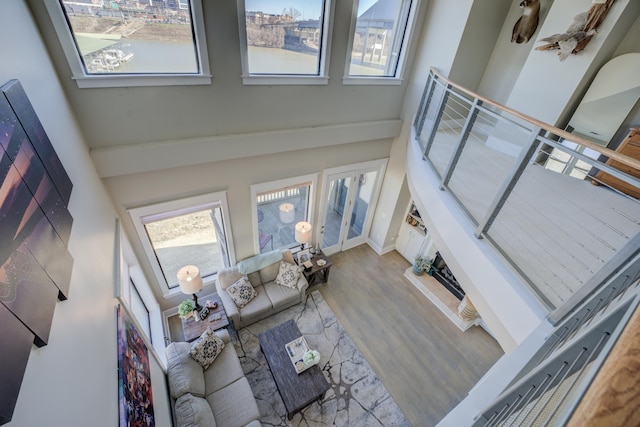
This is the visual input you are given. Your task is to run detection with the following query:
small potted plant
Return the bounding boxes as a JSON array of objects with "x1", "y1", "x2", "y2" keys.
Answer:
[
  {"x1": 178, "y1": 299, "x2": 195, "y2": 319},
  {"x1": 413, "y1": 255, "x2": 431, "y2": 276}
]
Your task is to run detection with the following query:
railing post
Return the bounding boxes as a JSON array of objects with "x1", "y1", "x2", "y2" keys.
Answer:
[
  {"x1": 415, "y1": 72, "x2": 438, "y2": 142},
  {"x1": 423, "y1": 83, "x2": 451, "y2": 160},
  {"x1": 413, "y1": 72, "x2": 433, "y2": 136},
  {"x1": 474, "y1": 127, "x2": 543, "y2": 238},
  {"x1": 440, "y1": 99, "x2": 483, "y2": 190}
]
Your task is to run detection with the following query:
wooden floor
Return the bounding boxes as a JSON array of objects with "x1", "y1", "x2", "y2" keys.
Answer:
[{"x1": 318, "y1": 245, "x2": 504, "y2": 426}]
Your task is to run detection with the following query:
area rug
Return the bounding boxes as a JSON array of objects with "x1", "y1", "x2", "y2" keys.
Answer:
[{"x1": 231, "y1": 291, "x2": 409, "y2": 426}]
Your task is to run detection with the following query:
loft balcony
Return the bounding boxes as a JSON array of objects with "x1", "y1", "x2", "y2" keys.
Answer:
[{"x1": 406, "y1": 68, "x2": 640, "y2": 350}]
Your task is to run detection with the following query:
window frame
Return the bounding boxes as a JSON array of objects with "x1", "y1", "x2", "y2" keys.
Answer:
[
  {"x1": 116, "y1": 218, "x2": 167, "y2": 366},
  {"x1": 129, "y1": 277, "x2": 152, "y2": 340},
  {"x1": 128, "y1": 191, "x2": 235, "y2": 298},
  {"x1": 250, "y1": 173, "x2": 318, "y2": 253},
  {"x1": 342, "y1": 0, "x2": 419, "y2": 85},
  {"x1": 44, "y1": 0, "x2": 212, "y2": 88},
  {"x1": 236, "y1": 0, "x2": 335, "y2": 85}
]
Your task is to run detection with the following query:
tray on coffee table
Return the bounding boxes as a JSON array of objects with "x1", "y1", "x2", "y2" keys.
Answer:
[{"x1": 285, "y1": 336, "x2": 313, "y2": 374}]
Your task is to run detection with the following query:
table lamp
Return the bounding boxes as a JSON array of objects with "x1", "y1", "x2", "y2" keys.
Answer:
[
  {"x1": 177, "y1": 265, "x2": 203, "y2": 312},
  {"x1": 295, "y1": 221, "x2": 312, "y2": 250}
]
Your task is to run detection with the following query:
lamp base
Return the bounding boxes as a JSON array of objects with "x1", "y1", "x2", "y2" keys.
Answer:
[{"x1": 192, "y1": 293, "x2": 203, "y2": 312}]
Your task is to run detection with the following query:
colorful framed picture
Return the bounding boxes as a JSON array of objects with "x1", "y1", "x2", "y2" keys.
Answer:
[{"x1": 117, "y1": 305, "x2": 155, "y2": 426}]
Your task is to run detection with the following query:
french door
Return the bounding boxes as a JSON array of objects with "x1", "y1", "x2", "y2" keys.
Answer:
[{"x1": 319, "y1": 160, "x2": 387, "y2": 255}]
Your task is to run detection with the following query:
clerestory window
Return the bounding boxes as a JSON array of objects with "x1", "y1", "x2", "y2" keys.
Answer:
[
  {"x1": 344, "y1": 0, "x2": 418, "y2": 84},
  {"x1": 237, "y1": 0, "x2": 334, "y2": 85},
  {"x1": 44, "y1": 0, "x2": 211, "y2": 88}
]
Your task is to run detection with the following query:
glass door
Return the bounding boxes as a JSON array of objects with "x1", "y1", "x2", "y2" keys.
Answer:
[
  {"x1": 320, "y1": 171, "x2": 354, "y2": 254},
  {"x1": 319, "y1": 160, "x2": 386, "y2": 255}
]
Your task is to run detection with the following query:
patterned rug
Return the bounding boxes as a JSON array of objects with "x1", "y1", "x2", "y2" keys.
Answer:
[{"x1": 231, "y1": 291, "x2": 409, "y2": 426}]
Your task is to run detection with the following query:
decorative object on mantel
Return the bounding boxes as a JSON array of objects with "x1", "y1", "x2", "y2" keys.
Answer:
[
  {"x1": 412, "y1": 255, "x2": 432, "y2": 276},
  {"x1": 458, "y1": 295, "x2": 479, "y2": 321},
  {"x1": 536, "y1": 0, "x2": 616, "y2": 61},
  {"x1": 511, "y1": 0, "x2": 540, "y2": 44}
]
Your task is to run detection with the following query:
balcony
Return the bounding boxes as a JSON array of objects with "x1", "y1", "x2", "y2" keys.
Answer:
[
  {"x1": 407, "y1": 68, "x2": 640, "y2": 346},
  {"x1": 410, "y1": 69, "x2": 640, "y2": 426}
]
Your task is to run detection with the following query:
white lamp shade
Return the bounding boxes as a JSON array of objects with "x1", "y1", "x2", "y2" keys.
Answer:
[
  {"x1": 279, "y1": 203, "x2": 295, "y2": 223},
  {"x1": 295, "y1": 221, "x2": 312, "y2": 244},
  {"x1": 177, "y1": 265, "x2": 203, "y2": 295}
]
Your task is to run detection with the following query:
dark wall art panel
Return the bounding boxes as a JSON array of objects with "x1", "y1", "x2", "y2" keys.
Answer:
[{"x1": 0, "y1": 80, "x2": 74, "y2": 425}]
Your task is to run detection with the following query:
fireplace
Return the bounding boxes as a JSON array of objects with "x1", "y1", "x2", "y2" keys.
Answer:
[{"x1": 431, "y1": 252, "x2": 465, "y2": 300}]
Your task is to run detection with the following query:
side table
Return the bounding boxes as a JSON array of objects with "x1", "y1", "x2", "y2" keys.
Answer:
[
  {"x1": 181, "y1": 293, "x2": 229, "y2": 342},
  {"x1": 301, "y1": 251, "x2": 332, "y2": 286}
]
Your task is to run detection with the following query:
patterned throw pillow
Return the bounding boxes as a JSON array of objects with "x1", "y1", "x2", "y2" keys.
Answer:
[
  {"x1": 226, "y1": 276, "x2": 256, "y2": 308},
  {"x1": 275, "y1": 261, "x2": 301, "y2": 289},
  {"x1": 189, "y1": 328, "x2": 225, "y2": 369}
]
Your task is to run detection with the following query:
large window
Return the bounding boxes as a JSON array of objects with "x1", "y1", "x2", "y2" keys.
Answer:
[
  {"x1": 345, "y1": 0, "x2": 416, "y2": 83},
  {"x1": 129, "y1": 192, "x2": 234, "y2": 296},
  {"x1": 45, "y1": 0, "x2": 211, "y2": 87},
  {"x1": 237, "y1": 0, "x2": 333, "y2": 84},
  {"x1": 251, "y1": 174, "x2": 317, "y2": 253}
]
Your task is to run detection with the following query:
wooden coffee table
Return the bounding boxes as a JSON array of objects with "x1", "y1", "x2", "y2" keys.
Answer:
[
  {"x1": 258, "y1": 319, "x2": 330, "y2": 419},
  {"x1": 181, "y1": 294, "x2": 229, "y2": 342}
]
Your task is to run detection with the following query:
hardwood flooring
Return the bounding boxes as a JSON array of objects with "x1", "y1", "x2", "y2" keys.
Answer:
[
  {"x1": 166, "y1": 244, "x2": 504, "y2": 425},
  {"x1": 318, "y1": 245, "x2": 504, "y2": 426}
]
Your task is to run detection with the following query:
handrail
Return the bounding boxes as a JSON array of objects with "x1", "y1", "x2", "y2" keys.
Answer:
[{"x1": 430, "y1": 67, "x2": 640, "y2": 171}]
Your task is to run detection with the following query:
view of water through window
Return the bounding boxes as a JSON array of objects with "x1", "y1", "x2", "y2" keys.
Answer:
[{"x1": 60, "y1": 0, "x2": 199, "y2": 74}]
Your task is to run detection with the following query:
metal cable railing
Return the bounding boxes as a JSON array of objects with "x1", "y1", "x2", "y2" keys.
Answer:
[{"x1": 413, "y1": 68, "x2": 640, "y2": 312}]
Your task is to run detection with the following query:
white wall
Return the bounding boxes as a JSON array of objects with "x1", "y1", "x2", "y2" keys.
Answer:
[
  {"x1": 1, "y1": 1, "x2": 171, "y2": 425},
  {"x1": 371, "y1": 0, "x2": 476, "y2": 252},
  {"x1": 506, "y1": 0, "x2": 640, "y2": 126},
  {"x1": 104, "y1": 138, "x2": 394, "y2": 309}
]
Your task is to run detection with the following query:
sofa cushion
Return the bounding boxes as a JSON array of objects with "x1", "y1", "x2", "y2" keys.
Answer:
[
  {"x1": 237, "y1": 285, "x2": 273, "y2": 324},
  {"x1": 227, "y1": 276, "x2": 257, "y2": 308},
  {"x1": 175, "y1": 393, "x2": 216, "y2": 427},
  {"x1": 206, "y1": 377, "x2": 261, "y2": 427},
  {"x1": 203, "y1": 343, "x2": 245, "y2": 396},
  {"x1": 259, "y1": 260, "x2": 280, "y2": 284},
  {"x1": 217, "y1": 269, "x2": 245, "y2": 291},
  {"x1": 264, "y1": 281, "x2": 303, "y2": 309},
  {"x1": 189, "y1": 328, "x2": 225, "y2": 369},
  {"x1": 274, "y1": 261, "x2": 301, "y2": 289},
  {"x1": 166, "y1": 342, "x2": 206, "y2": 399}
]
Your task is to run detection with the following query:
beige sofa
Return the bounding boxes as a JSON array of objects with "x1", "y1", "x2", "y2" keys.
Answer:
[
  {"x1": 165, "y1": 329, "x2": 261, "y2": 427},
  {"x1": 216, "y1": 250, "x2": 309, "y2": 330}
]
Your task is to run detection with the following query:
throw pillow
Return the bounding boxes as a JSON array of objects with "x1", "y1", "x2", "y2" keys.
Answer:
[
  {"x1": 226, "y1": 276, "x2": 256, "y2": 308},
  {"x1": 275, "y1": 261, "x2": 301, "y2": 289},
  {"x1": 189, "y1": 328, "x2": 225, "y2": 370}
]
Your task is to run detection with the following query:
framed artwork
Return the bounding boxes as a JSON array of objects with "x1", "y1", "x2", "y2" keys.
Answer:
[
  {"x1": 0, "y1": 79, "x2": 74, "y2": 424},
  {"x1": 117, "y1": 305, "x2": 155, "y2": 427},
  {"x1": 297, "y1": 249, "x2": 311, "y2": 264}
]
